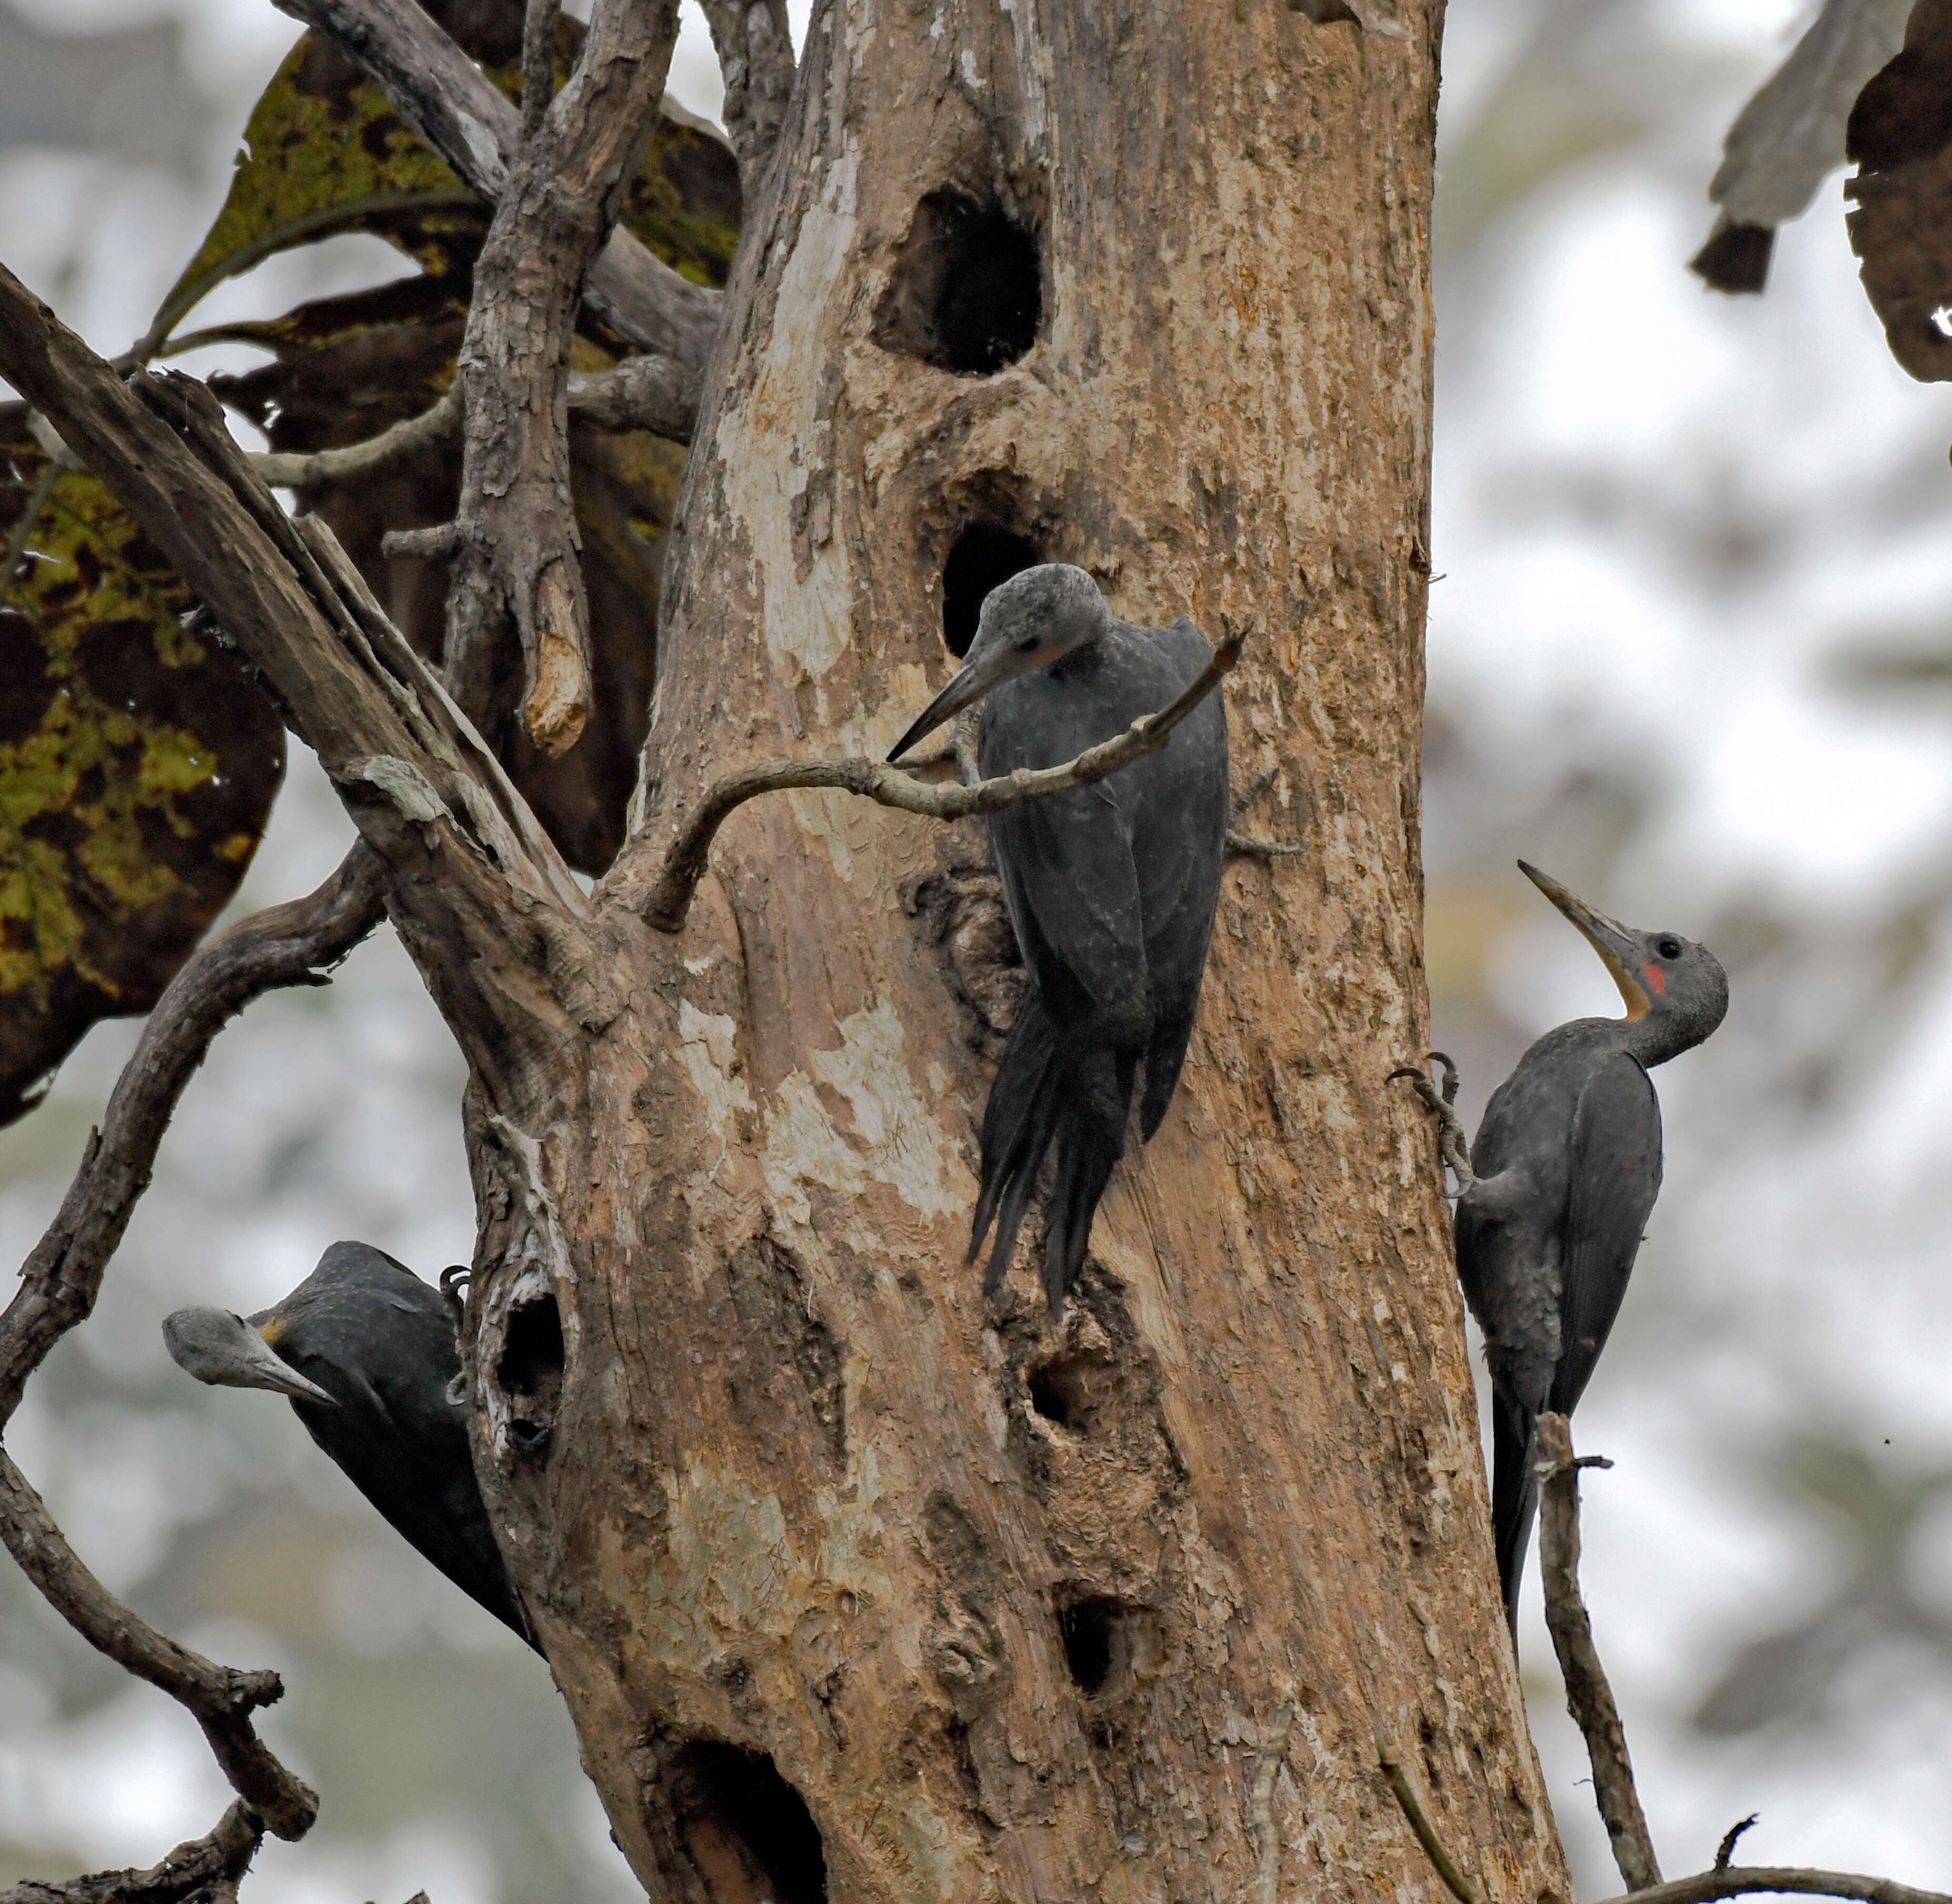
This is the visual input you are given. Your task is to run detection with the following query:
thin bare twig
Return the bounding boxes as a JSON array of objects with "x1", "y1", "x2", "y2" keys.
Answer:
[
  {"x1": 0, "y1": 1456, "x2": 316, "y2": 1837},
  {"x1": 443, "y1": 0, "x2": 680, "y2": 752},
  {"x1": 630, "y1": 624, "x2": 1244, "y2": 931},
  {"x1": 251, "y1": 383, "x2": 460, "y2": 491},
  {"x1": 253, "y1": 354, "x2": 699, "y2": 504},
  {"x1": 1596, "y1": 1870, "x2": 1952, "y2": 1904},
  {"x1": 1535, "y1": 1412, "x2": 1661, "y2": 1891},
  {"x1": 1718, "y1": 1818, "x2": 1762, "y2": 1872},
  {"x1": 1376, "y1": 1736, "x2": 1487, "y2": 1904},
  {"x1": 0, "y1": 847, "x2": 386, "y2": 1428},
  {"x1": 0, "y1": 1800, "x2": 263, "y2": 1904},
  {"x1": 271, "y1": 0, "x2": 719, "y2": 368}
]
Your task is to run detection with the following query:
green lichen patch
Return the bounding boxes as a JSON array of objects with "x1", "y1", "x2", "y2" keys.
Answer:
[{"x1": 0, "y1": 435, "x2": 285, "y2": 1124}]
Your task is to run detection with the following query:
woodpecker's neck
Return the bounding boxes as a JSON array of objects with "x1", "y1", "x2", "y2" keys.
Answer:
[{"x1": 1621, "y1": 1007, "x2": 1701, "y2": 1069}]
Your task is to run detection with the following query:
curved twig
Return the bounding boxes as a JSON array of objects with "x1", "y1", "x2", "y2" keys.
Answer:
[
  {"x1": 0, "y1": 846, "x2": 386, "y2": 1429},
  {"x1": 0, "y1": 1457, "x2": 316, "y2": 1839},
  {"x1": 252, "y1": 384, "x2": 461, "y2": 491},
  {"x1": 633, "y1": 626, "x2": 1244, "y2": 932},
  {"x1": 0, "y1": 1799, "x2": 264, "y2": 1904},
  {"x1": 1598, "y1": 1871, "x2": 1952, "y2": 1904},
  {"x1": 1376, "y1": 1735, "x2": 1487, "y2": 1904},
  {"x1": 1535, "y1": 1412, "x2": 1661, "y2": 1890}
]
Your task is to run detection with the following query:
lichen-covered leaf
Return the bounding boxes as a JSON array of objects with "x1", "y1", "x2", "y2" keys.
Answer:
[
  {"x1": 0, "y1": 434, "x2": 286, "y2": 1124},
  {"x1": 152, "y1": 14, "x2": 740, "y2": 355}
]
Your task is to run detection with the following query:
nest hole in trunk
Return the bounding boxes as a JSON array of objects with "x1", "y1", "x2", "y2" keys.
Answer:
[
  {"x1": 663, "y1": 1740, "x2": 828, "y2": 1904},
  {"x1": 496, "y1": 1291, "x2": 564, "y2": 1454},
  {"x1": 874, "y1": 189, "x2": 1042, "y2": 376},
  {"x1": 941, "y1": 522, "x2": 1041, "y2": 658}
]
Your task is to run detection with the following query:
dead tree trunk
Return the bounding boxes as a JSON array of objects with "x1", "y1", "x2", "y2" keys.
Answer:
[
  {"x1": 455, "y1": 0, "x2": 1572, "y2": 1897},
  {"x1": 0, "y1": 0, "x2": 1576, "y2": 1892}
]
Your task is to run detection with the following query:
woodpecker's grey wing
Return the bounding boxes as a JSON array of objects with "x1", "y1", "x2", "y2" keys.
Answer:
[
  {"x1": 1548, "y1": 1052, "x2": 1662, "y2": 1418},
  {"x1": 985, "y1": 776, "x2": 1150, "y2": 1037},
  {"x1": 291, "y1": 1361, "x2": 533, "y2": 1645}
]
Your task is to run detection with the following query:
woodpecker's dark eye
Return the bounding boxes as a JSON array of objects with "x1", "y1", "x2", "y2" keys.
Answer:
[{"x1": 1655, "y1": 936, "x2": 1684, "y2": 960}]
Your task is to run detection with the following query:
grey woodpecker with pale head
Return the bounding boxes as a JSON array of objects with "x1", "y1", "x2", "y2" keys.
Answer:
[
  {"x1": 890, "y1": 563, "x2": 1230, "y2": 1312},
  {"x1": 164, "y1": 1241, "x2": 535, "y2": 1647},
  {"x1": 1397, "y1": 861, "x2": 1729, "y2": 1637}
]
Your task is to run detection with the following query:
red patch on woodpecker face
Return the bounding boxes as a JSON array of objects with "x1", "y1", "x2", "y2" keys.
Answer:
[{"x1": 1642, "y1": 961, "x2": 1667, "y2": 996}]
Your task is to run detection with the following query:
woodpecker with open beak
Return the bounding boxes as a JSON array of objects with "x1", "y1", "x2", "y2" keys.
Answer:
[{"x1": 1397, "y1": 861, "x2": 1728, "y2": 1637}]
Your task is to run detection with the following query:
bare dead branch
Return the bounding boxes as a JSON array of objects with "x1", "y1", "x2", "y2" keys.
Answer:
[
  {"x1": 566, "y1": 353, "x2": 701, "y2": 442},
  {"x1": 521, "y1": 0, "x2": 562, "y2": 142},
  {"x1": 1535, "y1": 1412, "x2": 1662, "y2": 1891},
  {"x1": 0, "y1": 267, "x2": 582, "y2": 907},
  {"x1": 250, "y1": 355, "x2": 697, "y2": 503},
  {"x1": 0, "y1": 1455, "x2": 316, "y2": 1837},
  {"x1": 622, "y1": 624, "x2": 1243, "y2": 931},
  {"x1": 1597, "y1": 1870, "x2": 1952, "y2": 1904},
  {"x1": 251, "y1": 383, "x2": 461, "y2": 491},
  {"x1": 271, "y1": 0, "x2": 719, "y2": 368},
  {"x1": 444, "y1": 0, "x2": 680, "y2": 754},
  {"x1": 0, "y1": 1800, "x2": 263, "y2": 1904},
  {"x1": 1376, "y1": 1736, "x2": 1487, "y2": 1904},
  {"x1": 695, "y1": 0, "x2": 795, "y2": 186},
  {"x1": 0, "y1": 848, "x2": 385, "y2": 1429}
]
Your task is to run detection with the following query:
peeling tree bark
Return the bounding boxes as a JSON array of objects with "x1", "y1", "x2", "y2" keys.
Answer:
[
  {"x1": 451, "y1": 0, "x2": 1576, "y2": 1898},
  {"x1": 0, "y1": 0, "x2": 1575, "y2": 1888}
]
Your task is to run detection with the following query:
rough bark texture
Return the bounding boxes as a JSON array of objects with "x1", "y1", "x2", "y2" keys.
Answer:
[{"x1": 446, "y1": 0, "x2": 1575, "y2": 1898}]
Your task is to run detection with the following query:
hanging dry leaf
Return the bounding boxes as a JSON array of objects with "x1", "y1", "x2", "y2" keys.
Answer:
[{"x1": 0, "y1": 431, "x2": 285, "y2": 1124}]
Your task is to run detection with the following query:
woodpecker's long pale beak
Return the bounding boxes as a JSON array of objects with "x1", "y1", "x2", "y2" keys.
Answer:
[
  {"x1": 894, "y1": 668, "x2": 991, "y2": 761},
  {"x1": 887, "y1": 652, "x2": 1009, "y2": 762},
  {"x1": 1518, "y1": 860, "x2": 1653, "y2": 1020},
  {"x1": 162, "y1": 1306, "x2": 338, "y2": 1406}
]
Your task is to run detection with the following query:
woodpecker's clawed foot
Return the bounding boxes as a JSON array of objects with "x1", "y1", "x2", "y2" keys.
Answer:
[
  {"x1": 1389, "y1": 1052, "x2": 1476, "y2": 1196},
  {"x1": 1226, "y1": 766, "x2": 1303, "y2": 861}
]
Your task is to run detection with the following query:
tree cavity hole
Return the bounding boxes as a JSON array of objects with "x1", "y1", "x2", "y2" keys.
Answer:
[
  {"x1": 1026, "y1": 1348, "x2": 1120, "y2": 1436},
  {"x1": 942, "y1": 522, "x2": 1041, "y2": 657},
  {"x1": 1059, "y1": 1595, "x2": 1134, "y2": 1696},
  {"x1": 668, "y1": 1740, "x2": 828, "y2": 1904},
  {"x1": 874, "y1": 190, "x2": 1041, "y2": 376},
  {"x1": 496, "y1": 1292, "x2": 564, "y2": 1452}
]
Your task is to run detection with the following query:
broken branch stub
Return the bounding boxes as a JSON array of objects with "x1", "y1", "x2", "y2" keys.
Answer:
[{"x1": 445, "y1": 0, "x2": 682, "y2": 755}]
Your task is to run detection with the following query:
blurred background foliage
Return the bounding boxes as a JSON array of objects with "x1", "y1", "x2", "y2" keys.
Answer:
[{"x1": 3, "y1": 0, "x2": 1952, "y2": 1897}]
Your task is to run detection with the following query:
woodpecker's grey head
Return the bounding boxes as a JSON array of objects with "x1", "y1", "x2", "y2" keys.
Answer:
[
  {"x1": 162, "y1": 1306, "x2": 336, "y2": 1407},
  {"x1": 887, "y1": 563, "x2": 1111, "y2": 761},
  {"x1": 1519, "y1": 860, "x2": 1729, "y2": 1054}
]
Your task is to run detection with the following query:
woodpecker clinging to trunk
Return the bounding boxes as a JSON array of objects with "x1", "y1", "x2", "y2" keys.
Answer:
[{"x1": 1398, "y1": 861, "x2": 1728, "y2": 1635}]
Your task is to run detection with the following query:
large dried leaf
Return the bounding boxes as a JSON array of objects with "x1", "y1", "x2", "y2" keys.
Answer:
[
  {"x1": 1692, "y1": 0, "x2": 1911, "y2": 294},
  {"x1": 1846, "y1": 0, "x2": 1952, "y2": 375},
  {"x1": 0, "y1": 434, "x2": 285, "y2": 1126},
  {"x1": 151, "y1": 18, "x2": 739, "y2": 357}
]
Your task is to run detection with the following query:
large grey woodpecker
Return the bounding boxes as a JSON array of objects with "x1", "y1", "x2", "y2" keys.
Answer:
[
  {"x1": 1397, "y1": 862, "x2": 1728, "y2": 1634},
  {"x1": 163, "y1": 1241, "x2": 536, "y2": 1648},
  {"x1": 888, "y1": 563, "x2": 1229, "y2": 1313}
]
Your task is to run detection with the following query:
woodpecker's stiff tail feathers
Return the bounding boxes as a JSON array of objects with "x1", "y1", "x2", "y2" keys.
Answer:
[
  {"x1": 1491, "y1": 1397, "x2": 1538, "y2": 1638},
  {"x1": 970, "y1": 998, "x2": 1138, "y2": 1312}
]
